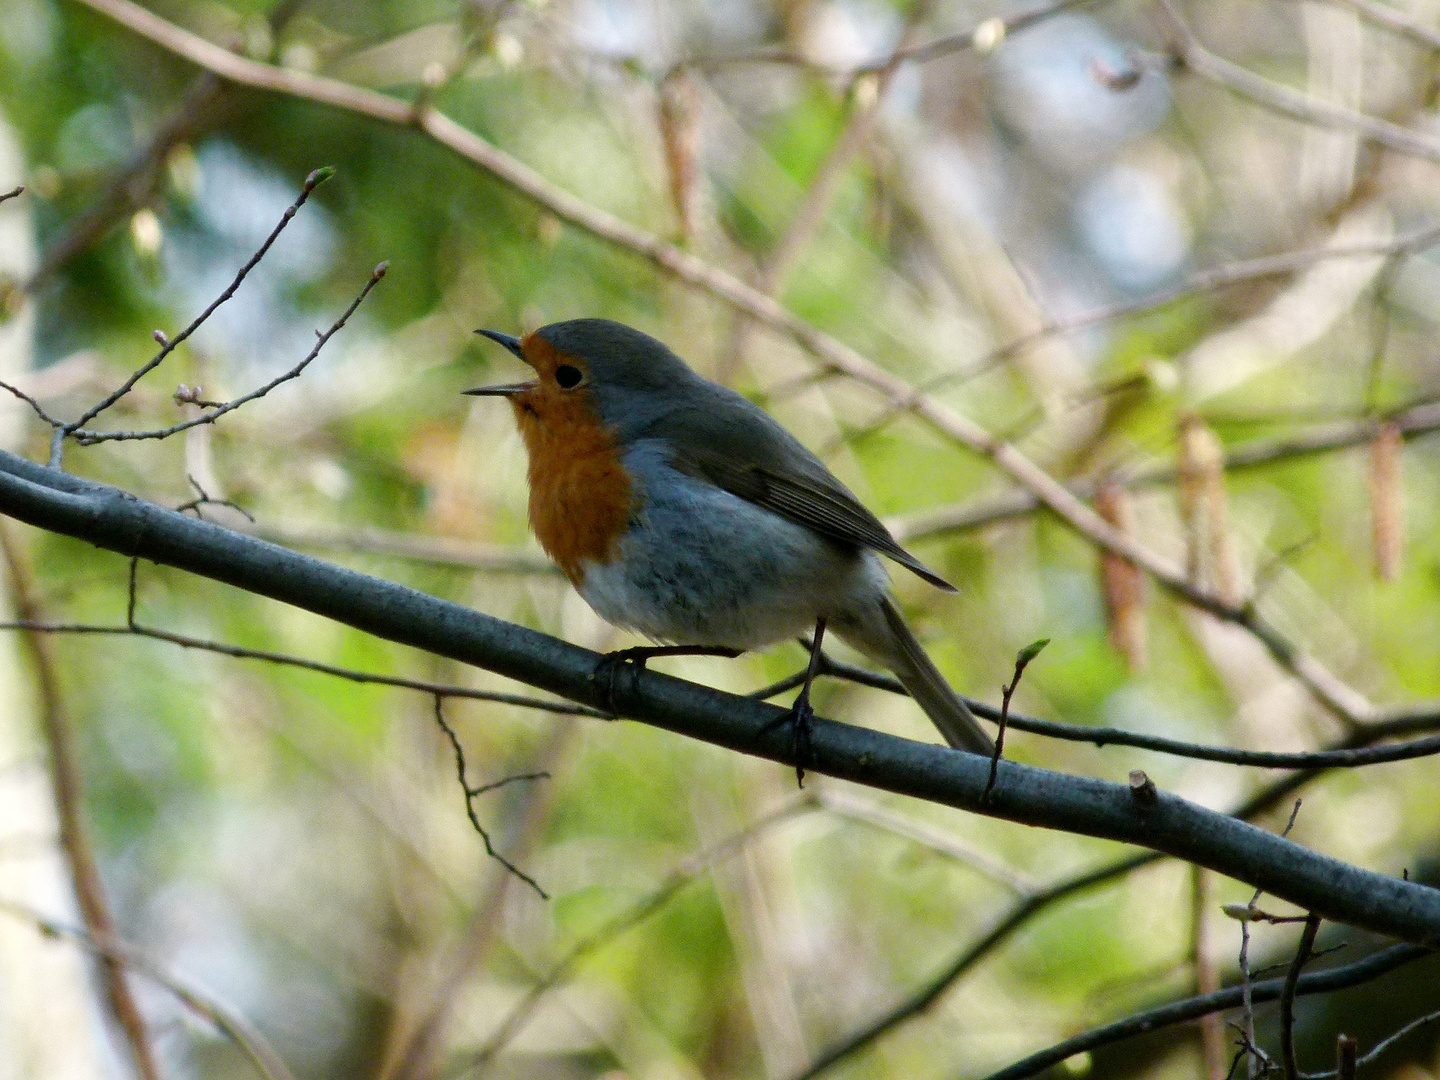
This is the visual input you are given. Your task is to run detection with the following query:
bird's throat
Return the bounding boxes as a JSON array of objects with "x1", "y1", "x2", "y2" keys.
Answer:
[{"x1": 513, "y1": 396, "x2": 633, "y2": 585}]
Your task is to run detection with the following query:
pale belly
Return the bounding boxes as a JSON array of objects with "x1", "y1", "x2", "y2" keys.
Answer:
[{"x1": 576, "y1": 458, "x2": 889, "y2": 650}]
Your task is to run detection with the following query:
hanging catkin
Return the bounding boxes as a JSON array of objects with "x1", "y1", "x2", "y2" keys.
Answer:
[
  {"x1": 1097, "y1": 480, "x2": 1147, "y2": 670},
  {"x1": 1369, "y1": 421, "x2": 1404, "y2": 581}
]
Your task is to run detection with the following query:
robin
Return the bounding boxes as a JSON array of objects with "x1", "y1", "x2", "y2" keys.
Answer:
[{"x1": 466, "y1": 318, "x2": 995, "y2": 764}]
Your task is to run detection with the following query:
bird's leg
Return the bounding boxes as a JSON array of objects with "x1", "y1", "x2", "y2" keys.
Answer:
[
  {"x1": 593, "y1": 644, "x2": 742, "y2": 714},
  {"x1": 762, "y1": 617, "x2": 826, "y2": 787}
]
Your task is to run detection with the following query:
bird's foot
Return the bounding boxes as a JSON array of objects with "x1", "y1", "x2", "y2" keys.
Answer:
[
  {"x1": 762, "y1": 687, "x2": 816, "y2": 788},
  {"x1": 592, "y1": 645, "x2": 742, "y2": 714}
]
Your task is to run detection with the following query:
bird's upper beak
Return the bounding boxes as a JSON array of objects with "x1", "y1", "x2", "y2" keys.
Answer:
[{"x1": 464, "y1": 329, "x2": 537, "y2": 396}]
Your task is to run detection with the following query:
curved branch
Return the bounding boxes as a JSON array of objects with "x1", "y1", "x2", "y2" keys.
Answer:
[
  {"x1": 980, "y1": 942, "x2": 1433, "y2": 1080},
  {"x1": 64, "y1": 0, "x2": 1374, "y2": 729},
  {"x1": 0, "y1": 452, "x2": 1436, "y2": 951},
  {"x1": 891, "y1": 399, "x2": 1440, "y2": 545},
  {"x1": 0, "y1": 899, "x2": 297, "y2": 1080}
]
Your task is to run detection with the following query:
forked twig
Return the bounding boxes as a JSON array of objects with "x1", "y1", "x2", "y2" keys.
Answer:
[
  {"x1": 432, "y1": 696, "x2": 548, "y2": 899},
  {"x1": 72, "y1": 261, "x2": 386, "y2": 444},
  {"x1": 69, "y1": 167, "x2": 334, "y2": 432},
  {"x1": 985, "y1": 639, "x2": 1048, "y2": 799}
]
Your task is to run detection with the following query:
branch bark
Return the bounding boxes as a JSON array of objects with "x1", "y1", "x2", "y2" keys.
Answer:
[
  {"x1": 2, "y1": 451, "x2": 1437, "y2": 949},
  {"x1": 62, "y1": 0, "x2": 1376, "y2": 728}
]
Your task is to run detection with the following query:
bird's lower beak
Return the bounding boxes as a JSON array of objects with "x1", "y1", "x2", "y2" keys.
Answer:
[{"x1": 463, "y1": 381, "x2": 538, "y2": 397}]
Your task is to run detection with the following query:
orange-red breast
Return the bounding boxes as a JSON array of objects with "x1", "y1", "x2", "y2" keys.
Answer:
[{"x1": 467, "y1": 319, "x2": 994, "y2": 756}]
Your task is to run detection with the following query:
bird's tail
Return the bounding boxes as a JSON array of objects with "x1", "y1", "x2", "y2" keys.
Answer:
[{"x1": 833, "y1": 597, "x2": 995, "y2": 756}]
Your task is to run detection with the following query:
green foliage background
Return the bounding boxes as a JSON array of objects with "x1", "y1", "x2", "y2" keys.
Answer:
[{"x1": 1, "y1": 0, "x2": 1439, "y2": 1078}]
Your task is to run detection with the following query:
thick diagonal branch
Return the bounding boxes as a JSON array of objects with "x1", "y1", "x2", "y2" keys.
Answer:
[{"x1": 0, "y1": 453, "x2": 1435, "y2": 949}]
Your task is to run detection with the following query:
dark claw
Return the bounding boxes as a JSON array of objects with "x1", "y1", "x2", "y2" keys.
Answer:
[
  {"x1": 592, "y1": 644, "x2": 745, "y2": 714},
  {"x1": 762, "y1": 689, "x2": 816, "y2": 787},
  {"x1": 592, "y1": 646, "x2": 654, "y2": 714}
]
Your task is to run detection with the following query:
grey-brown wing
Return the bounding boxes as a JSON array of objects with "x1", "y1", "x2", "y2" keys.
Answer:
[{"x1": 656, "y1": 402, "x2": 956, "y2": 592}]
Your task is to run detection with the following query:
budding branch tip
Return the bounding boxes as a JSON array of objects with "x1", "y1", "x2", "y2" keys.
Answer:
[{"x1": 304, "y1": 166, "x2": 336, "y2": 190}]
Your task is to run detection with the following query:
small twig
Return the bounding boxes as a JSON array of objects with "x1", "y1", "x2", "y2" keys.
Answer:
[
  {"x1": 1250, "y1": 942, "x2": 1348, "y2": 979},
  {"x1": 0, "y1": 378, "x2": 66, "y2": 428},
  {"x1": 1280, "y1": 913, "x2": 1322, "y2": 1080},
  {"x1": 985, "y1": 639, "x2": 1049, "y2": 800},
  {"x1": 1230, "y1": 1024, "x2": 1276, "y2": 1080},
  {"x1": 1310, "y1": 1011, "x2": 1440, "y2": 1078},
  {"x1": 72, "y1": 261, "x2": 386, "y2": 444},
  {"x1": 0, "y1": 185, "x2": 22, "y2": 204},
  {"x1": 0, "y1": 527, "x2": 162, "y2": 1080},
  {"x1": 753, "y1": 647, "x2": 1440, "y2": 769},
  {"x1": 67, "y1": 167, "x2": 335, "y2": 433},
  {"x1": 951, "y1": 944, "x2": 1433, "y2": 1080},
  {"x1": 1222, "y1": 905, "x2": 1317, "y2": 925},
  {"x1": 173, "y1": 384, "x2": 225, "y2": 410},
  {"x1": 431, "y1": 696, "x2": 548, "y2": 899},
  {"x1": 456, "y1": 793, "x2": 816, "y2": 1075},
  {"x1": 0, "y1": 617, "x2": 611, "y2": 718},
  {"x1": 0, "y1": 899, "x2": 296, "y2": 1080},
  {"x1": 1159, "y1": 0, "x2": 1440, "y2": 165},
  {"x1": 1238, "y1": 800, "x2": 1304, "y2": 1079},
  {"x1": 1335, "y1": 1035, "x2": 1357, "y2": 1080},
  {"x1": 175, "y1": 474, "x2": 254, "y2": 522}
]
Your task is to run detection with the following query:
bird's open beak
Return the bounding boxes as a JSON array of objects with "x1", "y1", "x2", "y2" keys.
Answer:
[
  {"x1": 462, "y1": 382, "x2": 537, "y2": 396},
  {"x1": 465, "y1": 329, "x2": 537, "y2": 396}
]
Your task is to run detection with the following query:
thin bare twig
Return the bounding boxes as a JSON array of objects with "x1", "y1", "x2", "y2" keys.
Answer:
[
  {"x1": 451, "y1": 794, "x2": 816, "y2": 1078},
  {"x1": 67, "y1": 167, "x2": 335, "y2": 434},
  {"x1": 985, "y1": 639, "x2": 1048, "y2": 799},
  {"x1": 13, "y1": 613, "x2": 1439, "y2": 769},
  {"x1": 71, "y1": 260, "x2": 386, "y2": 444},
  {"x1": 379, "y1": 723, "x2": 575, "y2": 1080},
  {"x1": 432, "y1": 696, "x2": 548, "y2": 898},
  {"x1": 1281, "y1": 913, "x2": 1323, "y2": 1080},
  {"x1": 0, "y1": 620, "x2": 609, "y2": 717},
  {"x1": 0, "y1": 525, "x2": 162, "y2": 1080},
  {"x1": 1159, "y1": 0, "x2": 1440, "y2": 164},
  {"x1": 1308, "y1": 1009, "x2": 1440, "y2": 1078},
  {"x1": 976, "y1": 942, "x2": 1431, "y2": 1080},
  {"x1": 0, "y1": 378, "x2": 66, "y2": 428},
  {"x1": 891, "y1": 397, "x2": 1440, "y2": 544},
  {"x1": 176, "y1": 474, "x2": 254, "y2": 522},
  {"x1": 1239, "y1": 801, "x2": 1305, "y2": 1080},
  {"x1": 755, "y1": 647, "x2": 1440, "y2": 768},
  {"x1": 0, "y1": 899, "x2": 296, "y2": 1080}
]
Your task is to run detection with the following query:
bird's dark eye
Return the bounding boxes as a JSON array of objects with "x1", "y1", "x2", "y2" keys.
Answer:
[{"x1": 555, "y1": 364, "x2": 585, "y2": 389}]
